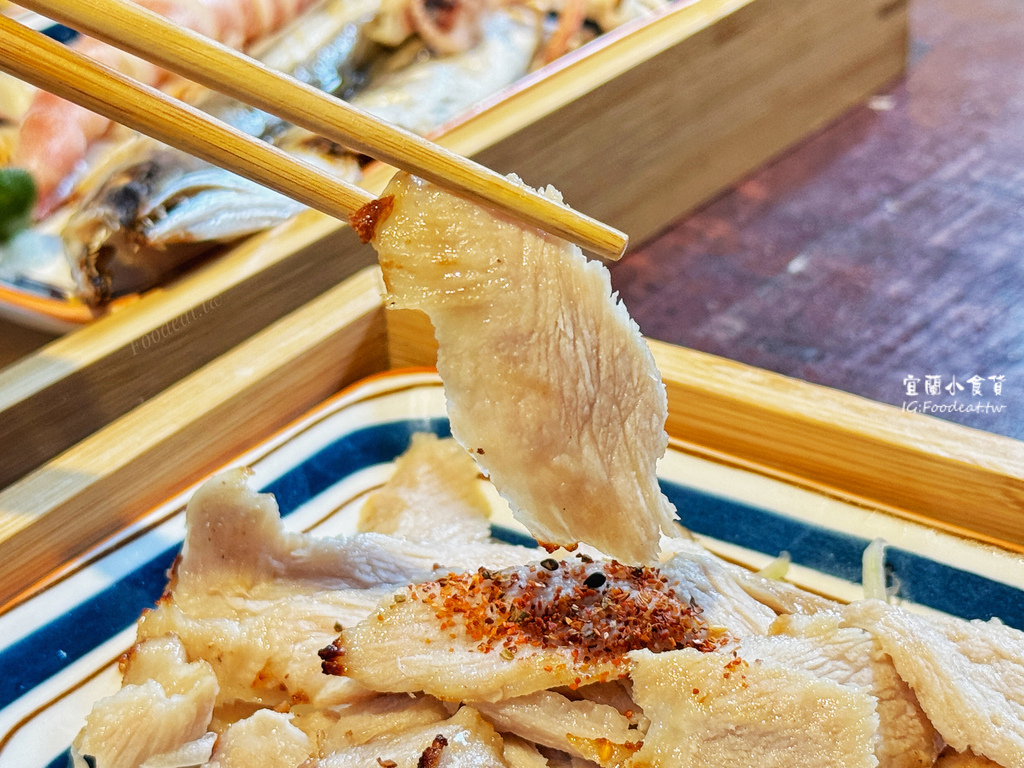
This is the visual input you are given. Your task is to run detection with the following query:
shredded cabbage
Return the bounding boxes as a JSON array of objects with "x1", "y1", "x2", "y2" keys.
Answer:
[
  {"x1": 862, "y1": 538, "x2": 889, "y2": 602},
  {"x1": 756, "y1": 551, "x2": 791, "y2": 581}
]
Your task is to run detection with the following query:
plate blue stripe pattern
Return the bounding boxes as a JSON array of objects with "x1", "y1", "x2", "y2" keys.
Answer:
[
  {"x1": 264, "y1": 418, "x2": 450, "y2": 516},
  {"x1": 0, "y1": 547, "x2": 176, "y2": 711},
  {"x1": 668, "y1": 486, "x2": 1024, "y2": 630}
]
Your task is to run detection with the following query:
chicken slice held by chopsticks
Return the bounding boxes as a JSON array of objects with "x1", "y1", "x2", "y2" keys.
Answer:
[{"x1": 357, "y1": 173, "x2": 678, "y2": 564}]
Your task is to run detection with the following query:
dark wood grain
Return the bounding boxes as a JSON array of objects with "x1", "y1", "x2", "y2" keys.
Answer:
[
  {"x1": 0, "y1": 319, "x2": 56, "y2": 369},
  {"x1": 611, "y1": 0, "x2": 1024, "y2": 440}
]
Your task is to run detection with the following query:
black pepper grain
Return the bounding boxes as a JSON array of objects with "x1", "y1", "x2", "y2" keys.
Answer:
[{"x1": 584, "y1": 572, "x2": 607, "y2": 589}]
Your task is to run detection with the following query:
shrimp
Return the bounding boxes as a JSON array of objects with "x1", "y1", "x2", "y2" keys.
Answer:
[{"x1": 10, "y1": 0, "x2": 320, "y2": 216}]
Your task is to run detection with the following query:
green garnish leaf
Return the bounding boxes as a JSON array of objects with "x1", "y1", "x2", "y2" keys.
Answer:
[{"x1": 0, "y1": 168, "x2": 37, "y2": 243}]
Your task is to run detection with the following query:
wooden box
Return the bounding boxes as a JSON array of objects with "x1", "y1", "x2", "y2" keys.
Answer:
[
  {"x1": 0, "y1": 0, "x2": 908, "y2": 488},
  {"x1": 1, "y1": 262, "x2": 1023, "y2": 607}
]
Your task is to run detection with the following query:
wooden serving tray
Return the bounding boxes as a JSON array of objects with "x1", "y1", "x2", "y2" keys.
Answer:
[
  {"x1": 1, "y1": 263, "x2": 1023, "y2": 607},
  {"x1": 0, "y1": 0, "x2": 908, "y2": 489}
]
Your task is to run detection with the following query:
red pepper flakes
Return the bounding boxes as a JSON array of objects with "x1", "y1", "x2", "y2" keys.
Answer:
[
  {"x1": 724, "y1": 656, "x2": 747, "y2": 672},
  {"x1": 723, "y1": 655, "x2": 750, "y2": 686},
  {"x1": 401, "y1": 555, "x2": 728, "y2": 668}
]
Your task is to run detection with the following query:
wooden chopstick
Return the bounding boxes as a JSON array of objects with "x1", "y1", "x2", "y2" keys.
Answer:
[
  {"x1": 0, "y1": 14, "x2": 374, "y2": 222},
  {"x1": 7, "y1": 0, "x2": 629, "y2": 260}
]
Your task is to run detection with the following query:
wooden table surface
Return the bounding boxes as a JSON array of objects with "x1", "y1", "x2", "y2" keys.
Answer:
[{"x1": 610, "y1": 0, "x2": 1024, "y2": 442}]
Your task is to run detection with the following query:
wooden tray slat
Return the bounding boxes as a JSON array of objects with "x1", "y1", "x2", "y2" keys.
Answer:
[
  {"x1": 0, "y1": 219, "x2": 376, "y2": 491},
  {"x1": 651, "y1": 339, "x2": 1024, "y2": 547}
]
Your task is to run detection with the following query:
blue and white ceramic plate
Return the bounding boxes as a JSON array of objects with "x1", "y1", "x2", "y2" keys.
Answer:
[{"x1": 2, "y1": 368, "x2": 1023, "y2": 767}]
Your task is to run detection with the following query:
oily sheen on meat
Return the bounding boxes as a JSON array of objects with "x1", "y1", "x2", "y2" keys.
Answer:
[{"x1": 365, "y1": 173, "x2": 678, "y2": 563}]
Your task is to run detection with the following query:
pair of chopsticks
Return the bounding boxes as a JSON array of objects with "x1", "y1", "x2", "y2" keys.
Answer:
[{"x1": 0, "y1": 0, "x2": 627, "y2": 260}]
